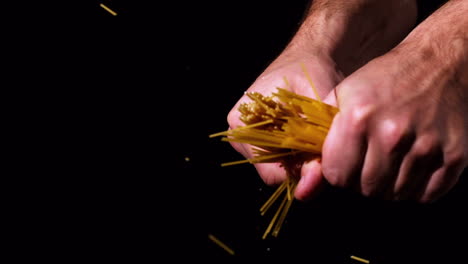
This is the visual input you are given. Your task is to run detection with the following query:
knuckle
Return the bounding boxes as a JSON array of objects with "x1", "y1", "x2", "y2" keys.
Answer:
[
  {"x1": 377, "y1": 118, "x2": 407, "y2": 154},
  {"x1": 322, "y1": 167, "x2": 348, "y2": 188},
  {"x1": 412, "y1": 134, "x2": 440, "y2": 157},
  {"x1": 347, "y1": 104, "x2": 374, "y2": 133}
]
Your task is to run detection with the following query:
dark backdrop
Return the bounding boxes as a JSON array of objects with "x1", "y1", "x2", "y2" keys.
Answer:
[{"x1": 20, "y1": 1, "x2": 466, "y2": 263}]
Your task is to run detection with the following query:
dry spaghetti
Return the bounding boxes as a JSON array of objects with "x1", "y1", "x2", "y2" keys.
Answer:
[{"x1": 210, "y1": 65, "x2": 338, "y2": 238}]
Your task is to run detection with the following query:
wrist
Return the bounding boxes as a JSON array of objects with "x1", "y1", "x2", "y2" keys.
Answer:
[{"x1": 287, "y1": 0, "x2": 418, "y2": 75}]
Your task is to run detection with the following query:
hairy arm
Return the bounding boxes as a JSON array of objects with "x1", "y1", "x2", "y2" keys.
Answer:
[
  {"x1": 284, "y1": 0, "x2": 418, "y2": 77},
  {"x1": 292, "y1": 0, "x2": 418, "y2": 75}
]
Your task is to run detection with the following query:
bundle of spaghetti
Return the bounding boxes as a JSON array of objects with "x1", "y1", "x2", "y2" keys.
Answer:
[{"x1": 210, "y1": 68, "x2": 339, "y2": 239}]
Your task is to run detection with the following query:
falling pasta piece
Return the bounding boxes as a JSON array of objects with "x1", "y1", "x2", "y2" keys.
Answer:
[
  {"x1": 350, "y1": 255, "x2": 370, "y2": 263},
  {"x1": 99, "y1": 3, "x2": 118, "y2": 16},
  {"x1": 210, "y1": 65, "x2": 338, "y2": 238},
  {"x1": 208, "y1": 234, "x2": 235, "y2": 256}
]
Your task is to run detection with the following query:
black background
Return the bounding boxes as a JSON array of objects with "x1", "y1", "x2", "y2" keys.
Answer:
[{"x1": 16, "y1": 0, "x2": 466, "y2": 263}]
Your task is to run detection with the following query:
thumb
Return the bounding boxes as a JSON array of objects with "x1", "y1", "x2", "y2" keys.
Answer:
[
  {"x1": 294, "y1": 89, "x2": 339, "y2": 201},
  {"x1": 295, "y1": 159, "x2": 325, "y2": 201}
]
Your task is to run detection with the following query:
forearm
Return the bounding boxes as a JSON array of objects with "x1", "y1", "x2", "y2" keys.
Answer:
[
  {"x1": 285, "y1": 0, "x2": 418, "y2": 75},
  {"x1": 396, "y1": 0, "x2": 468, "y2": 110},
  {"x1": 403, "y1": 0, "x2": 468, "y2": 75}
]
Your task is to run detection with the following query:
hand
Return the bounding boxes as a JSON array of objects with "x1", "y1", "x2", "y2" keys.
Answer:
[
  {"x1": 227, "y1": 51, "x2": 343, "y2": 189},
  {"x1": 319, "y1": 40, "x2": 468, "y2": 203}
]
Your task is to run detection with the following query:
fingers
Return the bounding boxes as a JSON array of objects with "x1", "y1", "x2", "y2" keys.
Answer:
[
  {"x1": 295, "y1": 159, "x2": 325, "y2": 201},
  {"x1": 228, "y1": 141, "x2": 287, "y2": 185},
  {"x1": 321, "y1": 110, "x2": 368, "y2": 189},
  {"x1": 361, "y1": 118, "x2": 413, "y2": 198},
  {"x1": 393, "y1": 135, "x2": 444, "y2": 201},
  {"x1": 360, "y1": 139, "x2": 402, "y2": 198},
  {"x1": 418, "y1": 148, "x2": 467, "y2": 203},
  {"x1": 418, "y1": 167, "x2": 460, "y2": 203},
  {"x1": 320, "y1": 86, "x2": 461, "y2": 202},
  {"x1": 253, "y1": 163, "x2": 288, "y2": 186}
]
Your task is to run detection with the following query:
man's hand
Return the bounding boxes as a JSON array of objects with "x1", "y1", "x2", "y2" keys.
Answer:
[
  {"x1": 227, "y1": 52, "x2": 343, "y2": 188},
  {"x1": 316, "y1": 0, "x2": 468, "y2": 203}
]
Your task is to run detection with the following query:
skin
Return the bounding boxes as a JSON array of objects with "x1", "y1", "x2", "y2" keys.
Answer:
[{"x1": 227, "y1": 0, "x2": 468, "y2": 203}]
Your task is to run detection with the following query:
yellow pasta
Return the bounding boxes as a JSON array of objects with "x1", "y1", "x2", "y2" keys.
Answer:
[
  {"x1": 350, "y1": 255, "x2": 370, "y2": 263},
  {"x1": 208, "y1": 234, "x2": 235, "y2": 255},
  {"x1": 210, "y1": 67, "x2": 338, "y2": 238}
]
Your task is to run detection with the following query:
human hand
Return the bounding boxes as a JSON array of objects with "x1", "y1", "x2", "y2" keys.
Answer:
[
  {"x1": 227, "y1": 51, "x2": 343, "y2": 192},
  {"x1": 317, "y1": 41, "x2": 468, "y2": 203}
]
